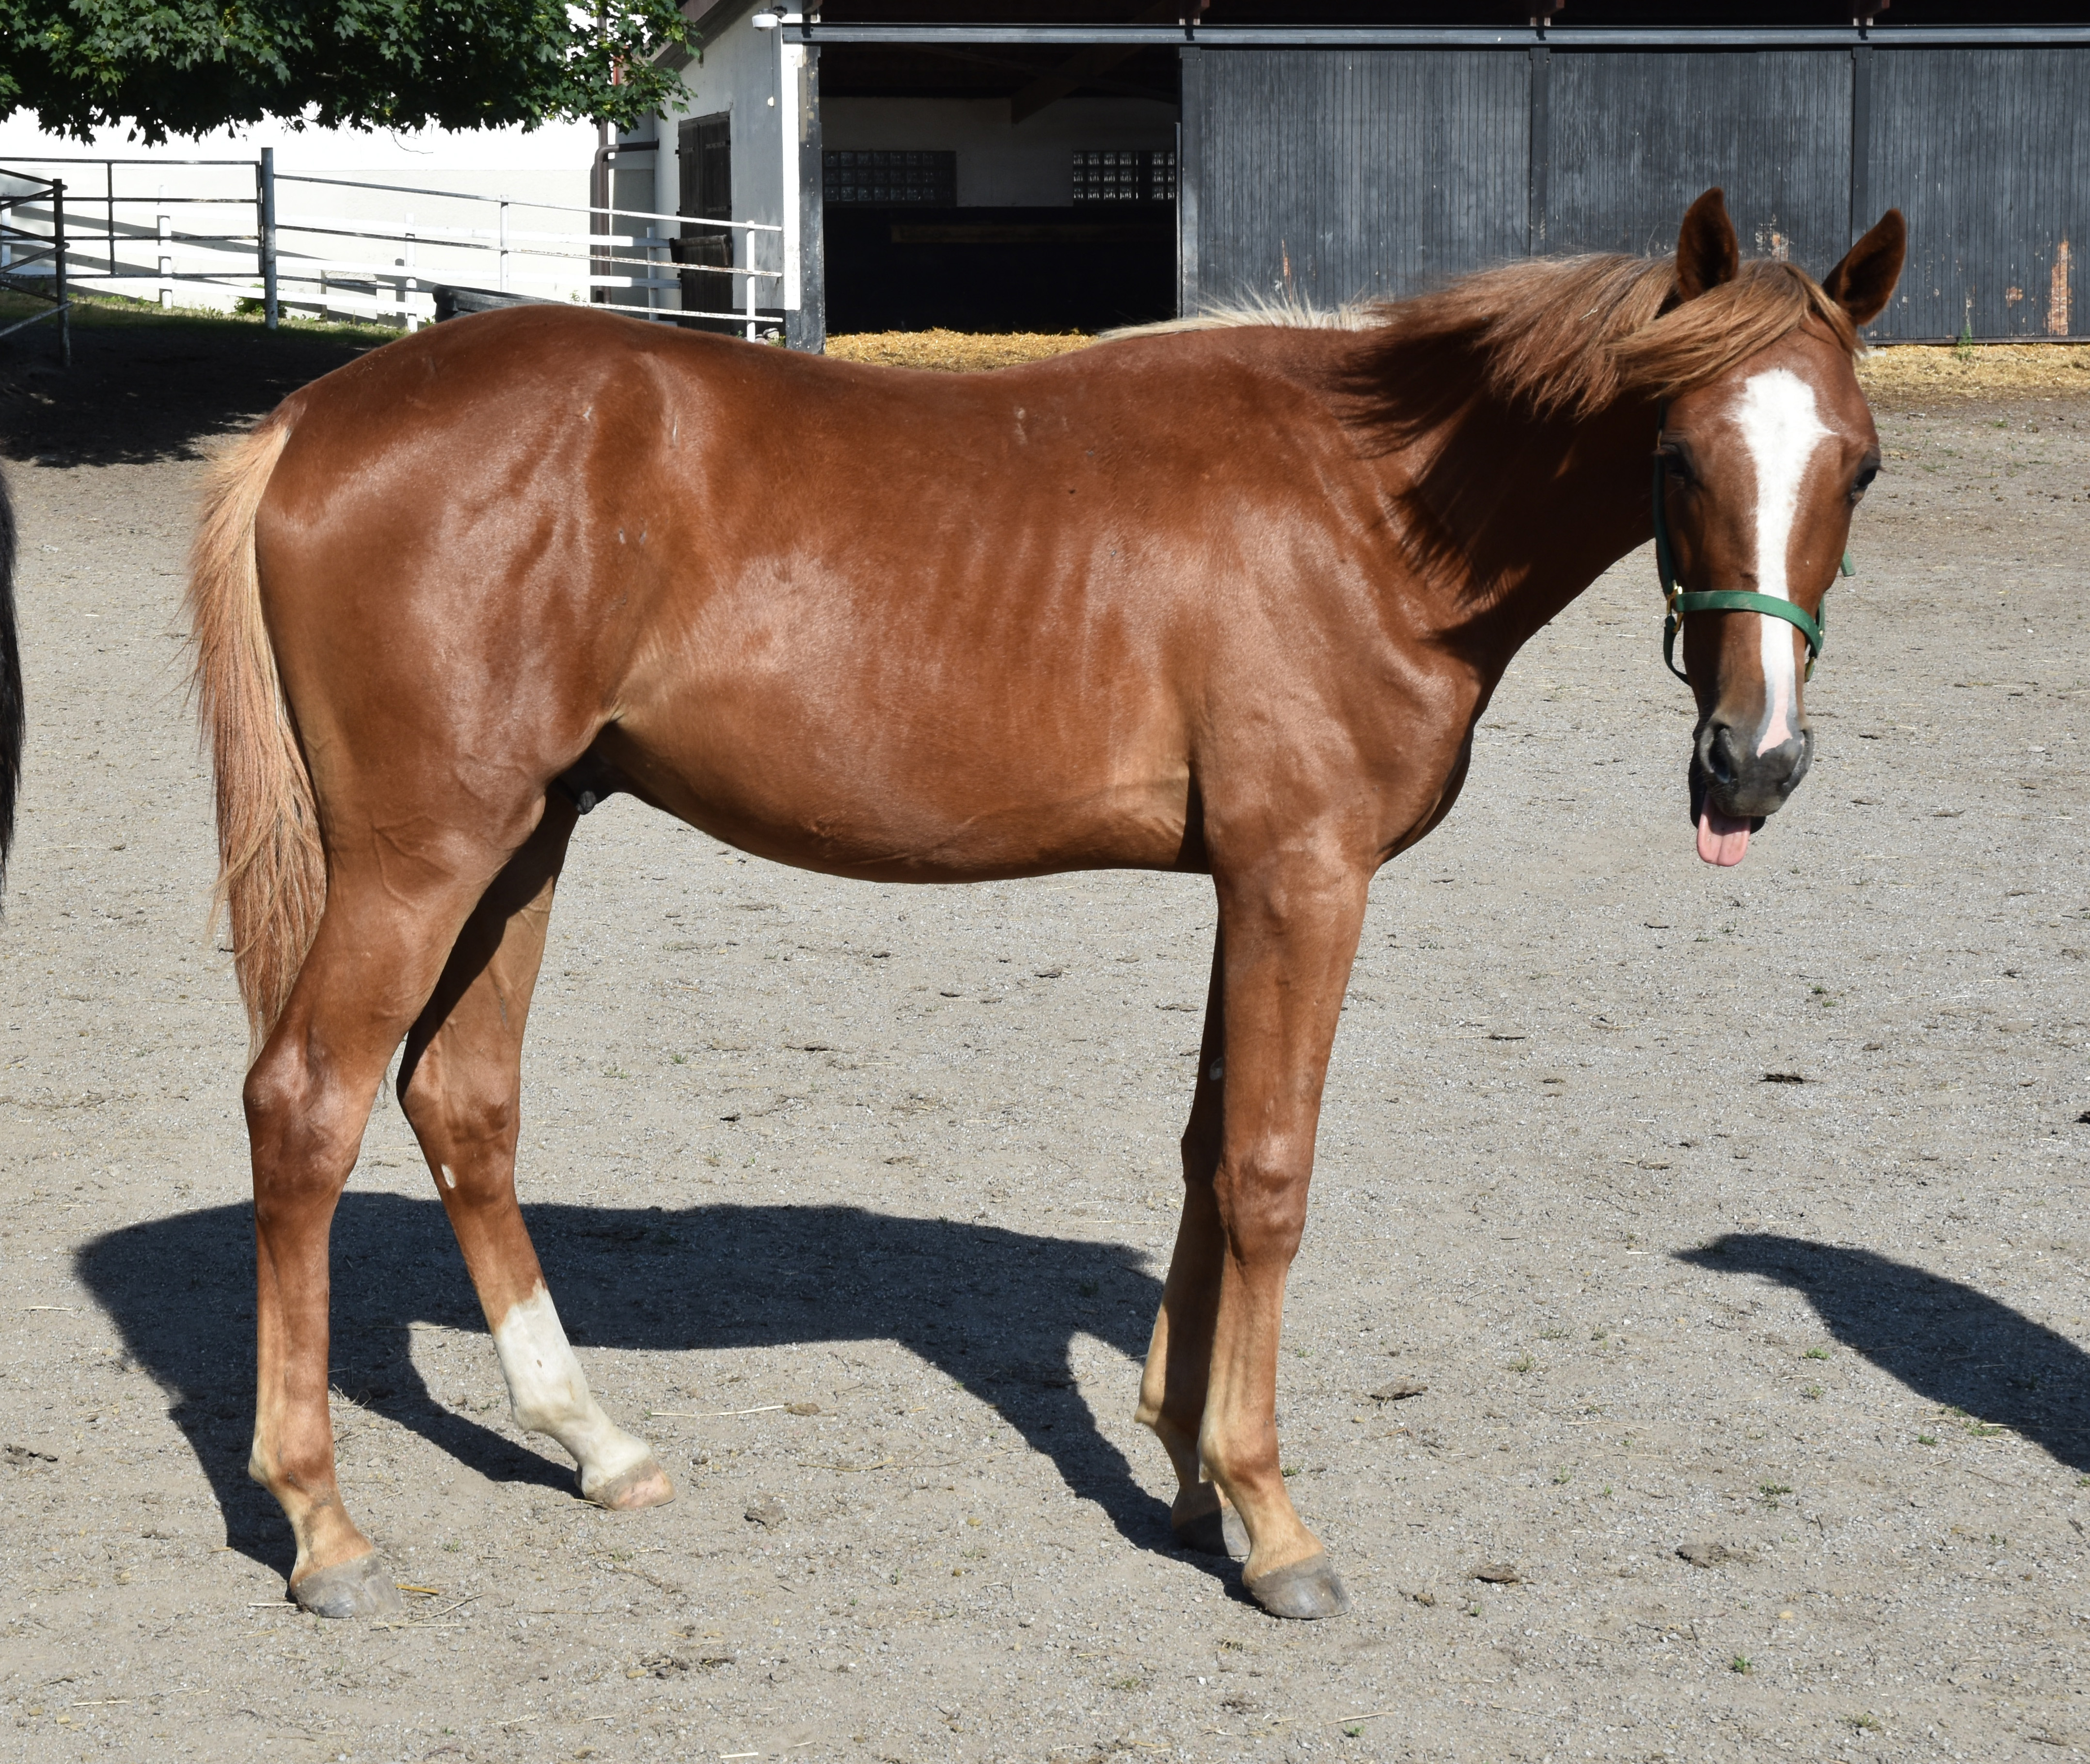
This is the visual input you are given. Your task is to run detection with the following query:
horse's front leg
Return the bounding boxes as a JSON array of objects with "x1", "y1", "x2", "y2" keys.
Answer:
[{"x1": 1189, "y1": 852, "x2": 1369, "y2": 1619}]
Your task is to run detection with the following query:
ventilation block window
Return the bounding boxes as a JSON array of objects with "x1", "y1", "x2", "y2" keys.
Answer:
[
  {"x1": 823, "y1": 151, "x2": 958, "y2": 206},
  {"x1": 1072, "y1": 150, "x2": 1176, "y2": 204}
]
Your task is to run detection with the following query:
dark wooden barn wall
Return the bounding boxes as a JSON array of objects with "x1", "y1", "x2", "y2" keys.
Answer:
[
  {"x1": 1180, "y1": 45, "x2": 2090, "y2": 342},
  {"x1": 1548, "y1": 52, "x2": 1851, "y2": 273},
  {"x1": 1870, "y1": 50, "x2": 2089, "y2": 342},
  {"x1": 1179, "y1": 49, "x2": 1526, "y2": 314}
]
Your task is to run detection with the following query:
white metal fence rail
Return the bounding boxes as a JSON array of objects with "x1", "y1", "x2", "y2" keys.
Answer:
[
  {"x1": 0, "y1": 152, "x2": 784, "y2": 338},
  {"x1": 0, "y1": 168, "x2": 70, "y2": 362}
]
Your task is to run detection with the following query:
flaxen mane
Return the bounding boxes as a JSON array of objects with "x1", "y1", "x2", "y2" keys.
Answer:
[
  {"x1": 1108, "y1": 254, "x2": 1857, "y2": 602},
  {"x1": 1114, "y1": 254, "x2": 1858, "y2": 420}
]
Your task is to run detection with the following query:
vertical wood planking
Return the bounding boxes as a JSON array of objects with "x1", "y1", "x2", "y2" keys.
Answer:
[
  {"x1": 1849, "y1": 44, "x2": 1873, "y2": 250},
  {"x1": 1193, "y1": 49, "x2": 1526, "y2": 311},
  {"x1": 1177, "y1": 48, "x2": 1203, "y2": 316},
  {"x1": 1528, "y1": 46, "x2": 1552, "y2": 257},
  {"x1": 1180, "y1": 43, "x2": 2088, "y2": 339},
  {"x1": 1868, "y1": 48, "x2": 2090, "y2": 340},
  {"x1": 1548, "y1": 51, "x2": 1851, "y2": 269}
]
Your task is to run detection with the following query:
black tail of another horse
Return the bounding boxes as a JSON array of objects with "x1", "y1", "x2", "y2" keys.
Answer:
[{"x1": 0, "y1": 465, "x2": 21, "y2": 903}]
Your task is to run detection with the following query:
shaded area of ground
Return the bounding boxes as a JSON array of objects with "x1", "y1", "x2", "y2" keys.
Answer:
[
  {"x1": 1679, "y1": 1234, "x2": 2090, "y2": 1475},
  {"x1": 75, "y1": 1197, "x2": 1171, "y2": 1579},
  {"x1": 0, "y1": 293, "x2": 382, "y2": 467}
]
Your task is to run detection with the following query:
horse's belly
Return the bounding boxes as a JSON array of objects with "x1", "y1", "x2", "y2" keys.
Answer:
[{"x1": 598, "y1": 710, "x2": 1196, "y2": 882}]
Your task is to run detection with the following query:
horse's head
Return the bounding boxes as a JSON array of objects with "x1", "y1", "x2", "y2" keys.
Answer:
[{"x1": 1654, "y1": 190, "x2": 1906, "y2": 866}]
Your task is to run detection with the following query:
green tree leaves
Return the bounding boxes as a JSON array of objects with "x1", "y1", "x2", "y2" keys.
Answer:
[{"x1": 0, "y1": 0, "x2": 689, "y2": 142}]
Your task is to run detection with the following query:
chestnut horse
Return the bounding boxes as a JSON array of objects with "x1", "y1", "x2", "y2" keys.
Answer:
[{"x1": 188, "y1": 190, "x2": 1904, "y2": 1621}]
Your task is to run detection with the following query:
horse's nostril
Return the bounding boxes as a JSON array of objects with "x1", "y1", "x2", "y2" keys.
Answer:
[{"x1": 1707, "y1": 726, "x2": 1740, "y2": 786}]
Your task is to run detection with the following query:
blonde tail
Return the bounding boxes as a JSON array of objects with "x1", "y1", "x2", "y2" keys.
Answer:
[{"x1": 186, "y1": 419, "x2": 320, "y2": 1054}]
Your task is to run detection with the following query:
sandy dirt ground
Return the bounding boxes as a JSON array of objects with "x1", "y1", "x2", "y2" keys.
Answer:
[{"x1": 1, "y1": 308, "x2": 2088, "y2": 1764}]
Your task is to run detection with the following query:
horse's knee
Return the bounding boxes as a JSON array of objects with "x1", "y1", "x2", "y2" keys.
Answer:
[{"x1": 1214, "y1": 1150, "x2": 1311, "y2": 1258}]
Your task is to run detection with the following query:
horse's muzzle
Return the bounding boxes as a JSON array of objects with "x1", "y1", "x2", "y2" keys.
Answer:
[{"x1": 1691, "y1": 719, "x2": 1813, "y2": 822}]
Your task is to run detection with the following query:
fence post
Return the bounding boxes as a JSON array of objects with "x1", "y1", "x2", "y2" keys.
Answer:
[
  {"x1": 498, "y1": 199, "x2": 510, "y2": 293},
  {"x1": 258, "y1": 148, "x2": 278, "y2": 330},
  {"x1": 53, "y1": 178, "x2": 69, "y2": 368},
  {"x1": 403, "y1": 211, "x2": 418, "y2": 333},
  {"x1": 156, "y1": 185, "x2": 171, "y2": 309},
  {"x1": 106, "y1": 160, "x2": 115, "y2": 277},
  {"x1": 743, "y1": 229, "x2": 757, "y2": 341}
]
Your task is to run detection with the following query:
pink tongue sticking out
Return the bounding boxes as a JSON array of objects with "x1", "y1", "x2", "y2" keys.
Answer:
[{"x1": 1697, "y1": 809, "x2": 1752, "y2": 867}]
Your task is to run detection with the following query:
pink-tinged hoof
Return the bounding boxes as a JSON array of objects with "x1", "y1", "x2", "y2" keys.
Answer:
[
  {"x1": 1246, "y1": 1552, "x2": 1351, "y2": 1621},
  {"x1": 291, "y1": 1553, "x2": 404, "y2": 1620},
  {"x1": 1173, "y1": 1505, "x2": 1250, "y2": 1560},
  {"x1": 587, "y1": 1454, "x2": 676, "y2": 1512}
]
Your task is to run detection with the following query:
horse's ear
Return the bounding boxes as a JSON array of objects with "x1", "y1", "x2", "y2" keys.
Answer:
[
  {"x1": 1821, "y1": 209, "x2": 1907, "y2": 327},
  {"x1": 1675, "y1": 189, "x2": 1740, "y2": 302}
]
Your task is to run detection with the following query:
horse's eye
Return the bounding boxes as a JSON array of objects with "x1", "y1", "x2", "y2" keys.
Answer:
[
  {"x1": 1660, "y1": 447, "x2": 1696, "y2": 486},
  {"x1": 1850, "y1": 464, "x2": 1879, "y2": 503}
]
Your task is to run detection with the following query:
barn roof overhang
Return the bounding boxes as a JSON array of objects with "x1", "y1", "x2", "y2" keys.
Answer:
[{"x1": 789, "y1": 21, "x2": 2090, "y2": 47}]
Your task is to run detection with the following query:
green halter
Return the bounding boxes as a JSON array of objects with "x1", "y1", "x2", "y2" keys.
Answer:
[{"x1": 1652, "y1": 445, "x2": 1849, "y2": 687}]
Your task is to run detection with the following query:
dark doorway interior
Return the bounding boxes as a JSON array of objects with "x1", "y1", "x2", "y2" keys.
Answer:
[
  {"x1": 817, "y1": 34, "x2": 1181, "y2": 333},
  {"x1": 824, "y1": 205, "x2": 1176, "y2": 333},
  {"x1": 677, "y1": 114, "x2": 734, "y2": 330}
]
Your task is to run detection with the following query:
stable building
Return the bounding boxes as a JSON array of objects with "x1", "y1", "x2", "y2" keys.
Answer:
[{"x1": 609, "y1": 2, "x2": 2090, "y2": 350}]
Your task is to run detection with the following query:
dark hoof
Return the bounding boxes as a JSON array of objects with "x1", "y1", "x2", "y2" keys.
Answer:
[
  {"x1": 1173, "y1": 1505, "x2": 1250, "y2": 1560},
  {"x1": 587, "y1": 1454, "x2": 676, "y2": 1512},
  {"x1": 291, "y1": 1554, "x2": 404, "y2": 1620},
  {"x1": 1247, "y1": 1552, "x2": 1351, "y2": 1621}
]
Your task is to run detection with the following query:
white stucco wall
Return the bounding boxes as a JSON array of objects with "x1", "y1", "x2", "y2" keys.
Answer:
[{"x1": 639, "y1": 9, "x2": 794, "y2": 315}]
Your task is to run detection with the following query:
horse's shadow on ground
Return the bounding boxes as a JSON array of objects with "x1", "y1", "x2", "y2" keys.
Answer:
[
  {"x1": 1679, "y1": 1233, "x2": 2090, "y2": 1473},
  {"x1": 76, "y1": 1197, "x2": 1181, "y2": 1579}
]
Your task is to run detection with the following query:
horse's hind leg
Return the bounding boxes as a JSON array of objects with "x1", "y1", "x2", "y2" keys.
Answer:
[
  {"x1": 246, "y1": 859, "x2": 503, "y2": 1618},
  {"x1": 1135, "y1": 934, "x2": 1248, "y2": 1560},
  {"x1": 396, "y1": 799, "x2": 672, "y2": 1511}
]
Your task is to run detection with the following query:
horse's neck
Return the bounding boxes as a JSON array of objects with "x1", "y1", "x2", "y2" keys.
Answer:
[{"x1": 1403, "y1": 395, "x2": 1662, "y2": 669}]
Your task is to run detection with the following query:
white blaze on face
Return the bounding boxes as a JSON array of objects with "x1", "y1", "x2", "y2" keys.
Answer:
[
  {"x1": 491, "y1": 1285, "x2": 654, "y2": 1493},
  {"x1": 1729, "y1": 368, "x2": 1831, "y2": 756}
]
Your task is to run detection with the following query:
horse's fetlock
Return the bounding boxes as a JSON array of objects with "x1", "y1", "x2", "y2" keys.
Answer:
[{"x1": 509, "y1": 1394, "x2": 567, "y2": 1436}]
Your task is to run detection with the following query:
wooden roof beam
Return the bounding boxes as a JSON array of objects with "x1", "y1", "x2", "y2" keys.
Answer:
[{"x1": 1009, "y1": 0, "x2": 1205, "y2": 126}]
